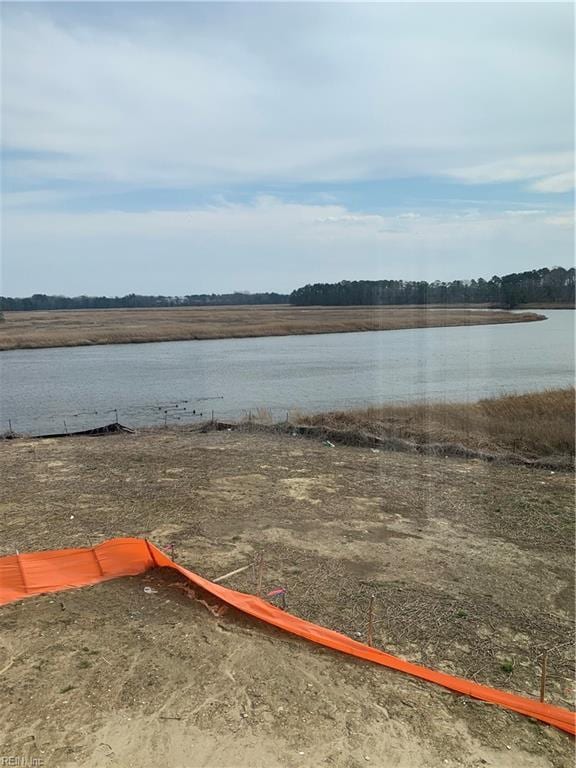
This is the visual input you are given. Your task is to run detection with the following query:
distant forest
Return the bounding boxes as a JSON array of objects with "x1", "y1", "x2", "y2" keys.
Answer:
[
  {"x1": 1, "y1": 266, "x2": 574, "y2": 312},
  {"x1": 0, "y1": 291, "x2": 290, "y2": 312},
  {"x1": 289, "y1": 267, "x2": 575, "y2": 308}
]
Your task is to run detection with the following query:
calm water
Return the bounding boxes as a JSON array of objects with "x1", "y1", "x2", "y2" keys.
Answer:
[{"x1": 0, "y1": 311, "x2": 573, "y2": 435}]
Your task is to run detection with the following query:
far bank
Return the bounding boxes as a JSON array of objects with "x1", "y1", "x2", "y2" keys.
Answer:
[{"x1": 0, "y1": 305, "x2": 545, "y2": 351}]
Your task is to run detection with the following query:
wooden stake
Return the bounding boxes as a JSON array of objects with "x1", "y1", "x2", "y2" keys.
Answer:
[
  {"x1": 540, "y1": 650, "x2": 548, "y2": 703},
  {"x1": 213, "y1": 563, "x2": 251, "y2": 583},
  {"x1": 367, "y1": 594, "x2": 375, "y2": 647}
]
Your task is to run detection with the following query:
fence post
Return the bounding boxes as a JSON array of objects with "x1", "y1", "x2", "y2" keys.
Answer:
[
  {"x1": 540, "y1": 650, "x2": 548, "y2": 703},
  {"x1": 255, "y1": 552, "x2": 265, "y2": 596},
  {"x1": 367, "y1": 594, "x2": 375, "y2": 646}
]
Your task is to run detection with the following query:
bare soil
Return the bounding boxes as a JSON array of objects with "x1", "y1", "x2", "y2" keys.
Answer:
[
  {"x1": 0, "y1": 305, "x2": 544, "y2": 350},
  {"x1": 0, "y1": 428, "x2": 574, "y2": 767}
]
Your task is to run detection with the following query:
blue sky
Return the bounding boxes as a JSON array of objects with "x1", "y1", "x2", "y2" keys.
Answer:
[{"x1": 1, "y1": 2, "x2": 574, "y2": 296}]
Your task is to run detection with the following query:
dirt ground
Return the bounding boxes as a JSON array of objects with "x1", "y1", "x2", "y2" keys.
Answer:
[
  {"x1": 0, "y1": 305, "x2": 543, "y2": 350},
  {"x1": 0, "y1": 428, "x2": 574, "y2": 767}
]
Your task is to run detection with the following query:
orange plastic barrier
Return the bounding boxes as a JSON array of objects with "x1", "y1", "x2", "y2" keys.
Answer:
[{"x1": 0, "y1": 537, "x2": 574, "y2": 736}]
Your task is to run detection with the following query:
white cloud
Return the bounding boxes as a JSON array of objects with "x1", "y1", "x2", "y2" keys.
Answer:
[
  {"x1": 543, "y1": 213, "x2": 575, "y2": 228},
  {"x1": 504, "y1": 209, "x2": 546, "y2": 216},
  {"x1": 530, "y1": 171, "x2": 575, "y2": 193},
  {"x1": 2, "y1": 4, "x2": 573, "y2": 188},
  {"x1": 314, "y1": 214, "x2": 385, "y2": 226},
  {"x1": 448, "y1": 153, "x2": 574, "y2": 192}
]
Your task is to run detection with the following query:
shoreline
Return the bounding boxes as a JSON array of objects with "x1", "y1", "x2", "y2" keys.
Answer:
[
  {"x1": 0, "y1": 306, "x2": 546, "y2": 352},
  {"x1": 6, "y1": 388, "x2": 573, "y2": 468}
]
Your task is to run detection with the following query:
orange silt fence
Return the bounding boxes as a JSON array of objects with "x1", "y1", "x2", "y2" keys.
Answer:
[{"x1": 0, "y1": 537, "x2": 574, "y2": 736}]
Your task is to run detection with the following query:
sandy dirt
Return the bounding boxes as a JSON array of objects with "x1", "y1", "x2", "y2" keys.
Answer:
[
  {"x1": 0, "y1": 305, "x2": 543, "y2": 350},
  {"x1": 0, "y1": 429, "x2": 574, "y2": 767}
]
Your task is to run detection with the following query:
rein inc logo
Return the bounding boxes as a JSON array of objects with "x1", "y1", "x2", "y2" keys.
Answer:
[{"x1": 1, "y1": 760, "x2": 44, "y2": 767}]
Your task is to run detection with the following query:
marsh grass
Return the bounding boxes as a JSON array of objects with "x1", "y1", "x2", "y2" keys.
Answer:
[
  {"x1": 293, "y1": 388, "x2": 575, "y2": 458},
  {"x1": 0, "y1": 305, "x2": 544, "y2": 350}
]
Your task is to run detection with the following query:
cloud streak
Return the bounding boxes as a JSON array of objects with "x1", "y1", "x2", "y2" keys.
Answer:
[
  {"x1": 448, "y1": 153, "x2": 574, "y2": 194},
  {"x1": 530, "y1": 171, "x2": 575, "y2": 194}
]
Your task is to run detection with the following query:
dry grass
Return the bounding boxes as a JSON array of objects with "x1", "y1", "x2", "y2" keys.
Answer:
[
  {"x1": 294, "y1": 388, "x2": 575, "y2": 459},
  {"x1": 0, "y1": 305, "x2": 544, "y2": 350}
]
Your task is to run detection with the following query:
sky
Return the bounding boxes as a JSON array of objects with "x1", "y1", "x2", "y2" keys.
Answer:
[{"x1": 1, "y1": 1, "x2": 574, "y2": 297}]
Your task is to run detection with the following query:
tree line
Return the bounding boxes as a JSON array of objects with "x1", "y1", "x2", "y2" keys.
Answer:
[
  {"x1": 1, "y1": 266, "x2": 574, "y2": 312},
  {"x1": 0, "y1": 291, "x2": 290, "y2": 312},
  {"x1": 289, "y1": 267, "x2": 575, "y2": 308}
]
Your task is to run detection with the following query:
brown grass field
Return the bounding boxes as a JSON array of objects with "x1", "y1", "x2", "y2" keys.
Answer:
[
  {"x1": 0, "y1": 305, "x2": 545, "y2": 350},
  {"x1": 0, "y1": 424, "x2": 574, "y2": 766},
  {"x1": 292, "y1": 388, "x2": 575, "y2": 461}
]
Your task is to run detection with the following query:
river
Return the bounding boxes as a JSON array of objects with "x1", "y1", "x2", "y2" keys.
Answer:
[{"x1": 0, "y1": 310, "x2": 573, "y2": 435}]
